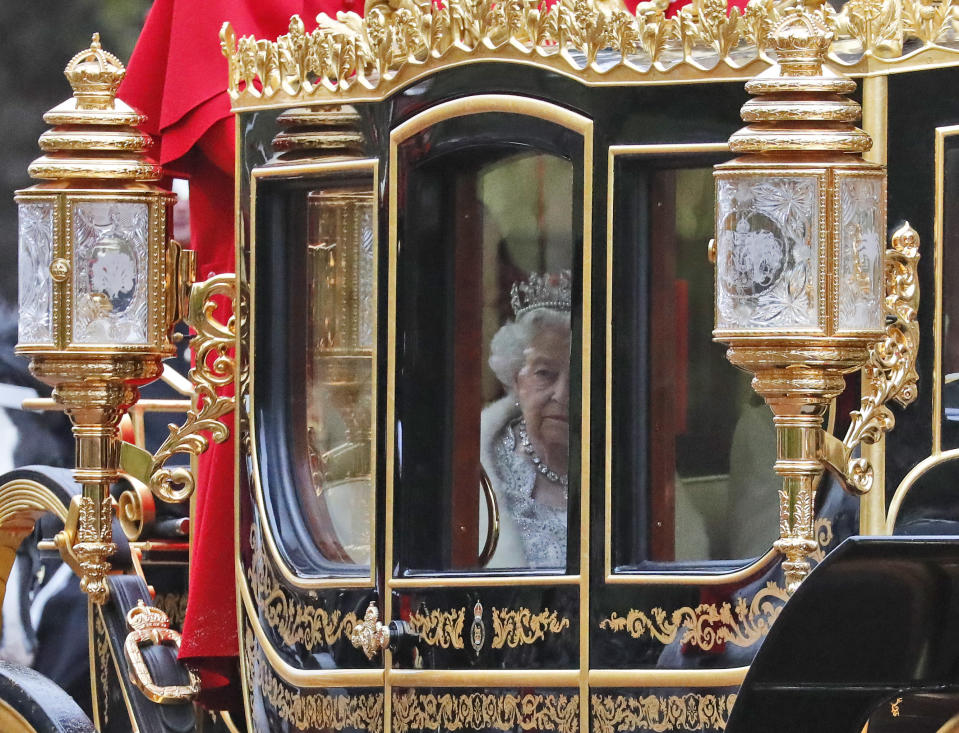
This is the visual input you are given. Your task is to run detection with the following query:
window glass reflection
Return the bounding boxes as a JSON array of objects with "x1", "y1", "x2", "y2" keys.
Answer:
[
  {"x1": 305, "y1": 187, "x2": 374, "y2": 568},
  {"x1": 612, "y1": 164, "x2": 778, "y2": 569}
]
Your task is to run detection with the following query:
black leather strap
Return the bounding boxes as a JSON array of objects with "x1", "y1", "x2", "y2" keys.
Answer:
[{"x1": 101, "y1": 575, "x2": 195, "y2": 733}]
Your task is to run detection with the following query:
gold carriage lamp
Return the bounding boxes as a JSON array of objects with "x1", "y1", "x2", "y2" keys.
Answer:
[
  {"x1": 713, "y1": 12, "x2": 919, "y2": 592},
  {"x1": 14, "y1": 35, "x2": 193, "y2": 603}
]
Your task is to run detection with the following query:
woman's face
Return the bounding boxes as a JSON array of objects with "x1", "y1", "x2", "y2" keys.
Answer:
[{"x1": 514, "y1": 324, "x2": 571, "y2": 460}]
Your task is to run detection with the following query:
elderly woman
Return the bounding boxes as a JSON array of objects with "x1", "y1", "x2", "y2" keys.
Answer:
[{"x1": 480, "y1": 272, "x2": 571, "y2": 569}]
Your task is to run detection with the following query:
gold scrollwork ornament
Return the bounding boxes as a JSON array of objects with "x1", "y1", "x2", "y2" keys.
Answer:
[
  {"x1": 598, "y1": 521, "x2": 833, "y2": 649},
  {"x1": 828, "y1": 223, "x2": 921, "y2": 495},
  {"x1": 408, "y1": 606, "x2": 466, "y2": 649},
  {"x1": 491, "y1": 607, "x2": 571, "y2": 649},
  {"x1": 149, "y1": 274, "x2": 240, "y2": 503},
  {"x1": 599, "y1": 581, "x2": 790, "y2": 651}
]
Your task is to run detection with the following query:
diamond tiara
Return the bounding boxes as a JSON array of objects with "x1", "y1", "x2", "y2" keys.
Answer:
[{"x1": 510, "y1": 270, "x2": 572, "y2": 318}]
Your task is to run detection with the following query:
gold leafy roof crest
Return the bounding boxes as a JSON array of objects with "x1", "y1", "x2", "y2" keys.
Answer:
[{"x1": 221, "y1": 0, "x2": 959, "y2": 107}]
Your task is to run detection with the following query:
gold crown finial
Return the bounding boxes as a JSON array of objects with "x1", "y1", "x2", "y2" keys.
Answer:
[
  {"x1": 126, "y1": 600, "x2": 172, "y2": 633},
  {"x1": 64, "y1": 33, "x2": 126, "y2": 110},
  {"x1": 770, "y1": 12, "x2": 833, "y2": 77}
]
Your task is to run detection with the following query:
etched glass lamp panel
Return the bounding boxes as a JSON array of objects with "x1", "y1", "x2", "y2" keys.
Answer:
[
  {"x1": 17, "y1": 201, "x2": 55, "y2": 344},
  {"x1": 836, "y1": 174, "x2": 884, "y2": 332},
  {"x1": 72, "y1": 201, "x2": 150, "y2": 345},
  {"x1": 716, "y1": 174, "x2": 820, "y2": 332}
]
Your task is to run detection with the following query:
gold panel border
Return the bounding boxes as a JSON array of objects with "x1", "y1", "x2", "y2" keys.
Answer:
[
  {"x1": 391, "y1": 670, "x2": 580, "y2": 688},
  {"x1": 390, "y1": 574, "x2": 580, "y2": 588},
  {"x1": 591, "y1": 692, "x2": 737, "y2": 733},
  {"x1": 392, "y1": 689, "x2": 579, "y2": 733},
  {"x1": 248, "y1": 157, "x2": 379, "y2": 589},
  {"x1": 222, "y1": 0, "x2": 959, "y2": 110}
]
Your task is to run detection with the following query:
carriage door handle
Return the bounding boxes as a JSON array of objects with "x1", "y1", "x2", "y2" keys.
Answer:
[{"x1": 350, "y1": 601, "x2": 391, "y2": 659}]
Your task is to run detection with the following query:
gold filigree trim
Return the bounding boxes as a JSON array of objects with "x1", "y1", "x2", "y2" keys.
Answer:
[
  {"x1": 149, "y1": 274, "x2": 236, "y2": 503},
  {"x1": 591, "y1": 693, "x2": 736, "y2": 733},
  {"x1": 221, "y1": 0, "x2": 959, "y2": 106},
  {"x1": 598, "y1": 518, "x2": 832, "y2": 649},
  {"x1": 392, "y1": 690, "x2": 579, "y2": 733},
  {"x1": 404, "y1": 605, "x2": 571, "y2": 649},
  {"x1": 491, "y1": 607, "x2": 571, "y2": 648},
  {"x1": 409, "y1": 607, "x2": 466, "y2": 649},
  {"x1": 806, "y1": 516, "x2": 834, "y2": 565},
  {"x1": 245, "y1": 625, "x2": 384, "y2": 730},
  {"x1": 247, "y1": 524, "x2": 359, "y2": 649},
  {"x1": 840, "y1": 223, "x2": 921, "y2": 494},
  {"x1": 598, "y1": 581, "x2": 790, "y2": 650}
]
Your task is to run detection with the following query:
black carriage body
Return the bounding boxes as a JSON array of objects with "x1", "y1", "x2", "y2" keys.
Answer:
[{"x1": 228, "y1": 36, "x2": 959, "y2": 733}]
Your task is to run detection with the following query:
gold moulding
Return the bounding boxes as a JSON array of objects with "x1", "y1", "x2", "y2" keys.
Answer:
[{"x1": 222, "y1": 0, "x2": 959, "y2": 108}]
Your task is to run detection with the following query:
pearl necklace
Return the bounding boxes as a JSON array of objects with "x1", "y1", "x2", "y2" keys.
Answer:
[{"x1": 517, "y1": 419, "x2": 569, "y2": 492}]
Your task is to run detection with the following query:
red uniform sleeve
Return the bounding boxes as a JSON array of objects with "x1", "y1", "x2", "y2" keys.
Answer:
[{"x1": 118, "y1": 0, "x2": 357, "y2": 710}]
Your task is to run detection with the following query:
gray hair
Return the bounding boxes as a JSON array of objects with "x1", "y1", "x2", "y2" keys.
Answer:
[{"x1": 488, "y1": 308, "x2": 571, "y2": 390}]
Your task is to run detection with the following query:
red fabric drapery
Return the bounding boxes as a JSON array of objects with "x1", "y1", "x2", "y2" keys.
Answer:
[
  {"x1": 119, "y1": 0, "x2": 350, "y2": 708},
  {"x1": 119, "y1": 0, "x2": 744, "y2": 708}
]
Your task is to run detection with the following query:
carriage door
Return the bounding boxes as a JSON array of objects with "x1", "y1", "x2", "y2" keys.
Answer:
[{"x1": 384, "y1": 96, "x2": 590, "y2": 733}]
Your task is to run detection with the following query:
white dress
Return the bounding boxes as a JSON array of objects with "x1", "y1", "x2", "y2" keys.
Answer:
[{"x1": 479, "y1": 396, "x2": 568, "y2": 569}]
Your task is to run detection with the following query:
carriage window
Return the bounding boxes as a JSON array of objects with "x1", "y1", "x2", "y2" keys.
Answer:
[
  {"x1": 393, "y1": 120, "x2": 581, "y2": 575},
  {"x1": 611, "y1": 162, "x2": 778, "y2": 570}
]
